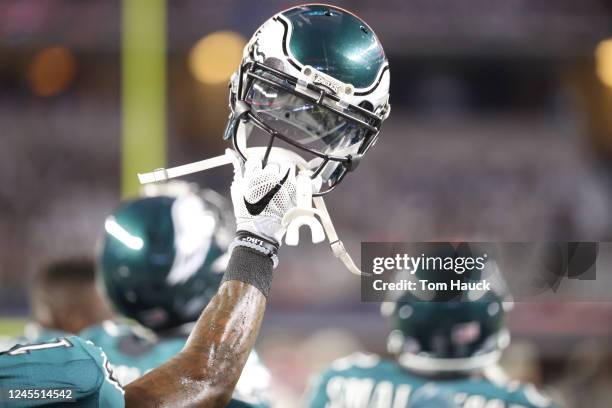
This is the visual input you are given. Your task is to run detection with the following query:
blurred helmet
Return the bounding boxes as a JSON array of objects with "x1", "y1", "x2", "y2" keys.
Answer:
[
  {"x1": 381, "y1": 243, "x2": 511, "y2": 374},
  {"x1": 98, "y1": 182, "x2": 233, "y2": 331},
  {"x1": 225, "y1": 4, "x2": 391, "y2": 194}
]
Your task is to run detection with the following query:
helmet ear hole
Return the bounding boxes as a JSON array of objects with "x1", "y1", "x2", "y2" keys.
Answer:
[{"x1": 359, "y1": 100, "x2": 374, "y2": 112}]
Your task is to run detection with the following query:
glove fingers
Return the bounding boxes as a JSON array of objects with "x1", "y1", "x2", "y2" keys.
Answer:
[
  {"x1": 244, "y1": 157, "x2": 263, "y2": 175},
  {"x1": 231, "y1": 154, "x2": 300, "y2": 245},
  {"x1": 268, "y1": 159, "x2": 296, "y2": 180}
]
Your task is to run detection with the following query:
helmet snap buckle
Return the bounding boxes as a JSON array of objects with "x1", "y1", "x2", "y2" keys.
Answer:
[{"x1": 283, "y1": 169, "x2": 326, "y2": 245}]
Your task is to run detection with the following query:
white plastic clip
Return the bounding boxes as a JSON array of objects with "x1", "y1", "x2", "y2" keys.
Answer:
[
  {"x1": 282, "y1": 169, "x2": 325, "y2": 245},
  {"x1": 295, "y1": 66, "x2": 313, "y2": 95}
]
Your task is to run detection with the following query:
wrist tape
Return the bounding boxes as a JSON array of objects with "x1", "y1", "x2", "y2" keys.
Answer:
[{"x1": 222, "y1": 245, "x2": 274, "y2": 298}]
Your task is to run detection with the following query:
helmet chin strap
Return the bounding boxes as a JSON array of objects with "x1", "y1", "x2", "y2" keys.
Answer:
[
  {"x1": 137, "y1": 145, "x2": 365, "y2": 276},
  {"x1": 281, "y1": 163, "x2": 364, "y2": 276},
  {"x1": 282, "y1": 169, "x2": 326, "y2": 246},
  {"x1": 312, "y1": 195, "x2": 364, "y2": 276}
]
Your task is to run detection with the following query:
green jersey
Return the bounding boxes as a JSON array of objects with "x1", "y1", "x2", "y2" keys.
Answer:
[
  {"x1": 0, "y1": 336, "x2": 124, "y2": 408},
  {"x1": 79, "y1": 321, "x2": 167, "y2": 386},
  {"x1": 304, "y1": 353, "x2": 558, "y2": 408},
  {"x1": 79, "y1": 322, "x2": 271, "y2": 406},
  {"x1": 19, "y1": 322, "x2": 271, "y2": 407},
  {"x1": 10, "y1": 321, "x2": 155, "y2": 386}
]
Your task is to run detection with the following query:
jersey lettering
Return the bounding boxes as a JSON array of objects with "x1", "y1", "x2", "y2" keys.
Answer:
[{"x1": 325, "y1": 376, "x2": 414, "y2": 408}]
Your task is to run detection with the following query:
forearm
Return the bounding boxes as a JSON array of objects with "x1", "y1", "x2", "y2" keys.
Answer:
[{"x1": 125, "y1": 248, "x2": 272, "y2": 407}]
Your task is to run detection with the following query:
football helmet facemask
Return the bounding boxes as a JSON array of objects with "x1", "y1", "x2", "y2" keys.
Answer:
[{"x1": 224, "y1": 4, "x2": 390, "y2": 194}]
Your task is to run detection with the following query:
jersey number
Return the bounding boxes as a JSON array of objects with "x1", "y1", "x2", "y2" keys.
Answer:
[{"x1": 5, "y1": 338, "x2": 73, "y2": 356}]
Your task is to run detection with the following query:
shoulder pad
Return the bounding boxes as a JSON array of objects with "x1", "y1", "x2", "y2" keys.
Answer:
[
  {"x1": 514, "y1": 383, "x2": 556, "y2": 408},
  {"x1": 330, "y1": 352, "x2": 382, "y2": 371}
]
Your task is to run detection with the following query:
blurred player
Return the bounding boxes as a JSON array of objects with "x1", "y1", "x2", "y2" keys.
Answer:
[
  {"x1": 304, "y1": 243, "x2": 559, "y2": 408},
  {"x1": 27, "y1": 258, "x2": 115, "y2": 339},
  {"x1": 0, "y1": 154, "x2": 297, "y2": 407},
  {"x1": 97, "y1": 182, "x2": 272, "y2": 406},
  {"x1": 0, "y1": 258, "x2": 129, "y2": 352},
  {"x1": 24, "y1": 258, "x2": 145, "y2": 346},
  {"x1": 5, "y1": 256, "x2": 164, "y2": 386},
  {"x1": 0, "y1": 259, "x2": 107, "y2": 351}
]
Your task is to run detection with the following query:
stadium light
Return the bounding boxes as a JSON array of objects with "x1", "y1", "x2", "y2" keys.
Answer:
[
  {"x1": 596, "y1": 38, "x2": 612, "y2": 89},
  {"x1": 104, "y1": 217, "x2": 144, "y2": 250},
  {"x1": 189, "y1": 31, "x2": 246, "y2": 85},
  {"x1": 28, "y1": 46, "x2": 76, "y2": 97}
]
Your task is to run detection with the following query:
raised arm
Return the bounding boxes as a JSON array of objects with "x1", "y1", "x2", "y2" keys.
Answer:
[
  {"x1": 125, "y1": 248, "x2": 271, "y2": 407},
  {"x1": 126, "y1": 157, "x2": 296, "y2": 407}
]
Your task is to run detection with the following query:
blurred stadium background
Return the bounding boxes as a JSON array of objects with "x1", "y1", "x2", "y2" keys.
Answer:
[{"x1": 2, "y1": 0, "x2": 612, "y2": 406}]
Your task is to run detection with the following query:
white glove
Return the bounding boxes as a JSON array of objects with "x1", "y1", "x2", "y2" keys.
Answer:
[{"x1": 230, "y1": 153, "x2": 297, "y2": 244}]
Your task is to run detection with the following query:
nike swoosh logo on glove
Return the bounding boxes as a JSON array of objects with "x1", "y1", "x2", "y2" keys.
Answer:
[{"x1": 244, "y1": 169, "x2": 290, "y2": 216}]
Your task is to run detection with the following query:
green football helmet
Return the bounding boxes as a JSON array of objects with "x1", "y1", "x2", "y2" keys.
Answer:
[
  {"x1": 381, "y1": 243, "x2": 512, "y2": 374},
  {"x1": 225, "y1": 4, "x2": 390, "y2": 194},
  {"x1": 98, "y1": 183, "x2": 233, "y2": 331}
]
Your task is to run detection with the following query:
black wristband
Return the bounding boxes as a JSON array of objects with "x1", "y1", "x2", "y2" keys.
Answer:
[{"x1": 222, "y1": 246, "x2": 274, "y2": 298}]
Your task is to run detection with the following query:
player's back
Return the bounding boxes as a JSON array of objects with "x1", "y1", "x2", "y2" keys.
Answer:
[
  {"x1": 435, "y1": 374, "x2": 557, "y2": 408},
  {"x1": 0, "y1": 336, "x2": 124, "y2": 408},
  {"x1": 305, "y1": 352, "x2": 427, "y2": 407},
  {"x1": 304, "y1": 352, "x2": 557, "y2": 408}
]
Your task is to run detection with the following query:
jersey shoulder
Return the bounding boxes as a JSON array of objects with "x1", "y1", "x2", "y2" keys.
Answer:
[
  {"x1": 304, "y1": 352, "x2": 420, "y2": 408},
  {"x1": 150, "y1": 335, "x2": 186, "y2": 362},
  {"x1": 501, "y1": 380, "x2": 559, "y2": 408},
  {"x1": 323, "y1": 352, "x2": 407, "y2": 379},
  {"x1": 24, "y1": 328, "x2": 70, "y2": 343},
  {"x1": 79, "y1": 320, "x2": 156, "y2": 351},
  {"x1": 448, "y1": 376, "x2": 559, "y2": 408},
  {"x1": 79, "y1": 320, "x2": 168, "y2": 386},
  {"x1": 306, "y1": 351, "x2": 386, "y2": 393},
  {"x1": 0, "y1": 336, "x2": 124, "y2": 407}
]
